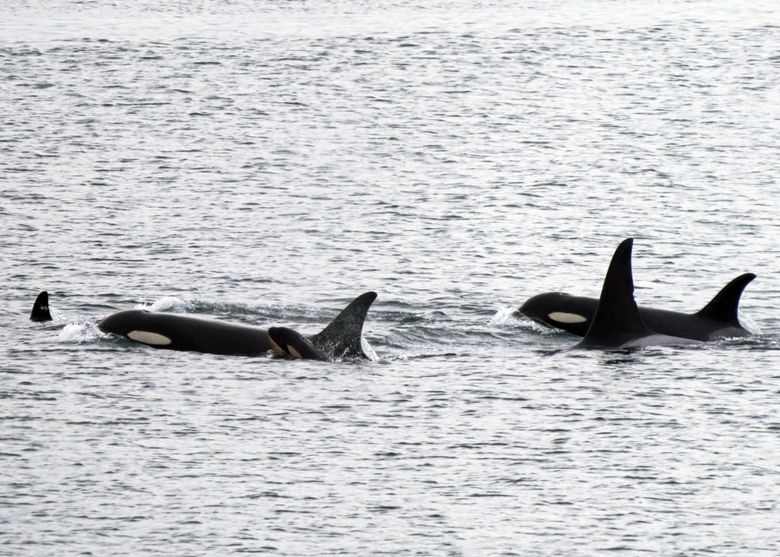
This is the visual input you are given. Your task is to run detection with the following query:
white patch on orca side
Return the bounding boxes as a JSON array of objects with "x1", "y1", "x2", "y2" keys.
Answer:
[
  {"x1": 548, "y1": 312, "x2": 588, "y2": 324},
  {"x1": 268, "y1": 335, "x2": 287, "y2": 356},
  {"x1": 128, "y1": 330, "x2": 172, "y2": 346},
  {"x1": 287, "y1": 345, "x2": 303, "y2": 359}
]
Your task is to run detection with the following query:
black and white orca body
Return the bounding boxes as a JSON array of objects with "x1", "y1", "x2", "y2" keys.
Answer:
[
  {"x1": 31, "y1": 291, "x2": 377, "y2": 361},
  {"x1": 546, "y1": 239, "x2": 754, "y2": 350},
  {"x1": 98, "y1": 309, "x2": 274, "y2": 356},
  {"x1": 97, "y1": 292, "x2": 377, "y2": 360},
  {"x1": 267, "y1": 327, "x2": 327, "y2": 360},
  {"x1": 519, "y1": 272, "x2": 755, "y2": 342}
]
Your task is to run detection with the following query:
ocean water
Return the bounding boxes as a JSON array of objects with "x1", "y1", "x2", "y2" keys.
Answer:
[{"x1": 2, "y1": 1, "x2": 780, "y2": 555}]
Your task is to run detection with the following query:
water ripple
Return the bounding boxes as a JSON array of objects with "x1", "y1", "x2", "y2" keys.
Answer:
[{"x1": 2, "y1": 2, "x2": 780, "y2": 556}]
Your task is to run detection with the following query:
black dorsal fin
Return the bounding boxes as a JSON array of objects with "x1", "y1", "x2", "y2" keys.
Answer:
[
  {"x1": 578, "y1": 239, "x2": 651, "y2": 348},
  {"x1": 695, "y1": 273, "x2": 756, "y2": 325},
  {"x1": 310, "y1": 292, "x2": 377, "y2": 360},
  {"x1": 30, "y1": 291, "x2": 53, "y2": 322}
]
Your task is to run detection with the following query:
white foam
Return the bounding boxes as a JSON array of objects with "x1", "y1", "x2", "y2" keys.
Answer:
[
  {"x1": 58, "y1": 322, "x2": 103, "y2": 344},
  {"x1": 138, "y1": 296, "x2": 191, "y2": 313},
  {"x1": 489, "y1": 306, "x2": 523, "y2": 326}
]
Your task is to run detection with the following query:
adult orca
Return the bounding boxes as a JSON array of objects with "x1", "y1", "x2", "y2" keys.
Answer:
[
  {"x1": 97, "y1": 292, "x2": 377, "y2": 360},
  {"x1": 519, "y1": 266, "x2": 755, "y2": 342},
  {"x1": 30, "y1": 291, "x2": 53, "y2": 322},
  {"x1": 569, "y1": 239, "x2": 708, "y2": 349},
  {"x1": 31, "y1": 291, "x2": 377, "y2": 360}
]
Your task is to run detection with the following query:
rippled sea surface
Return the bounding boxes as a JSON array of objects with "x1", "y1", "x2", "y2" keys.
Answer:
[{"x1": 3, "y1": 1, "x2": 780, "y2": 555}]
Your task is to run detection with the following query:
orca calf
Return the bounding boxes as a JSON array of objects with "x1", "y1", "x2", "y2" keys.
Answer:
[
  {"x1": 268, "y1": 327, "x2": 329, "y2": 360},
  {"x1": 563, "y1": 239, "x2": 752, "y2": 350},
  {"x1": 32, "y1": 291, "x2": 377, "y2": 361},
  {"x1": 519, "y1": 265, "x2": 755, "y2": 342}
]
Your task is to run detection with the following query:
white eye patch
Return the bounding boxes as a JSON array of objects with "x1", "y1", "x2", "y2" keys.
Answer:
[
  {"x1": 548, "y1": 312, "x2": 587, "y2": 324},
  {"x1": 128, "y1": 330, "x2": 172, "y2": 346}
]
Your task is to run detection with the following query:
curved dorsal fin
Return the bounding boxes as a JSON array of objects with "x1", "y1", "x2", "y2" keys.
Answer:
[
  {"x1": 311, "y1": 291, "x2": 377, "y2": 360},
  {"x1": 695, "y1": 273, "x2": 756, "y2": 324},
  {"x1": 30, "y1": 291, "x2": 53, "y2": 322},
  {"x1": 578, "y1": 239, "x2": 651, "y2": 348}
]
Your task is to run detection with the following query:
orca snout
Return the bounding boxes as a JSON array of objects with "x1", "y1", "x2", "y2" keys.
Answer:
[
  {"x1": 518, "y1": 292, "x2": 593, "y2": 336},
  {"x1": 519, "y1": 292, "x2": 568, "y2": 322}
]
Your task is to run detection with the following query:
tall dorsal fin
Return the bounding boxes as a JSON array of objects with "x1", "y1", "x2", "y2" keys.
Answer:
[
  {"x1": 30, "y1": 291, "x2": 53, "y2": 322},
  {"x1": 695, "y1": 273, "x2": 755, "y2": 324},
  {"x1": 578, "y1": 239, "x2": 651, "y2": 348},
  {"x1": 310, "y1": 291, "x2": 377, "y2": 360}
]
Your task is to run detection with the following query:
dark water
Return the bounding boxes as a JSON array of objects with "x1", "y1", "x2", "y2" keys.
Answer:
[{"x1": 2, "y1": 1, "x2": 780, "y2": 555}]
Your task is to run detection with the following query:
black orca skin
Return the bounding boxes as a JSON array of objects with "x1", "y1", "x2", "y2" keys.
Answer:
[
  {"x1": 31, "y1": 291, "x2": 377, "y2": 361},
  {"x1": 575, "y1": 238, "x2": 656, "y2": 349},
  {"x1": 30, "y1": 291, "x2": 53, "y2": 322},
  {"x1": 268, "y1": 327, "x2": 327, "y2": 360},
  {"x1": 97, "y1": 292, "x2": 377, "y2": 360},
  {"x1": 534, "y1": 239, "x2": 756, "y2": 350},
  {"x1": 519, "y1": 266, "x2": 755, "y2": 342}
]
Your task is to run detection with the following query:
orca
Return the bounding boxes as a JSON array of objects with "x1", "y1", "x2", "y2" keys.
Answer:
[
  {"x1": 519, "y1": 266, "x2": 755, "y2": 342},
  {"x1": 567, "y1": 239, "x2": 700, "y2": 349},
  {"x1": 268, "y1": 327, "x2": 327, "y2": 360},
  {"x1": 30, "y1": 291, "x2": 53, "y2": 322},
  {"x1": 557, "y1": 239, "x2": 753, "y2": 350},
  {"x1": 31, "y1": 291, "x2": 377, "y2": 360}
]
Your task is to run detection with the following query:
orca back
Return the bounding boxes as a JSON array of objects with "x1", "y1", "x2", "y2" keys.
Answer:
[{"x1": 99, "y1": 309, "x2": 272, "y2": 356}]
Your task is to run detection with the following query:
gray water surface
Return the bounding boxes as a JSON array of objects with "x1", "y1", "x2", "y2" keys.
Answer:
[{"x1": 2, "y1": 1, "x2": 780, "y2": 555}]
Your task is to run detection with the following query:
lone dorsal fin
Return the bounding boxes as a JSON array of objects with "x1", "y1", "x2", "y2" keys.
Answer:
[
  {"x1": 30, "y1": 291, "x2": 53, "y2": 322},
  {"x1": 695, "y1": 273, "x2": 756, "y2": 325},
  {"x1": 310, "y1": 291, "x2": 377, "y2": 360},
  {"x1": 578, "y1": 239, "x2": 651, "y2": 348}
]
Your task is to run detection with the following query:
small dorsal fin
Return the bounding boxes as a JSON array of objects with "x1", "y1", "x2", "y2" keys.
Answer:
[
  {"x1": 268, "y1": 327, "x2": 327, "y2": 360},
  {"x1": 695, "y1": 273, "x2": 756, "y2": 324},
  {"x1": 310, "y1": 292, "x2": 377, "y2": 360},
  {"x1": 578, "y1": 239, "x2": 651, "y2": 348},
  {"x1": 30, "y1": 291, "x2": 53, "y2": 322}
]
